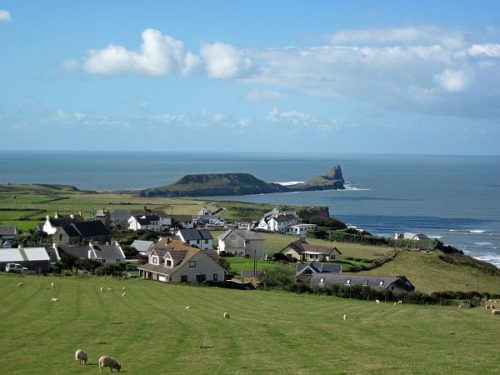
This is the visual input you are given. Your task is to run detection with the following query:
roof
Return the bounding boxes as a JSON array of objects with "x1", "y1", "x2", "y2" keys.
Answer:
[
  {"x1": 69, "y1": 221, "x2": 110, "y2": 238},
  {"x1": 110, "y1": 209, "x2": 132, "y2": 222},
  {"x1": 0, "y1": 247, "x2": 49, "y2": 262},
  {"x1": 133, "y1": 215, "x2": 160, "y2": 226},
  {"x1": 56, "y1": 243, "x2": 125, "y2": 262},
  {"x1": 280, "y1": 239, "x2": 341, "y2": 256},
  {"x1": 177, "y1": 229, "x2": 213, "y2": 241},
  {"x1": 296, "y1": 262, "x2": 342, "y2": 275},
  {"x1": 0, "y1": 225, "x2": 17, "y2": 236},
  {"x1": 131, "y1": 240, "x2": 154, "y2": 253},
  {"x1": 48, "y1": 214, "x2": 82, "y2": 227},
  {"x1": 172, "y1": 214, "x2": 193, "y2": 223},
  {"x1": 218, "y1": 229, "x2": 264, "y2": 242},
  {"x1": 273, "y1": 214, "x2": 299, "y2": 223},
  {"x1": 310, "y1": 274, "x2": 415, "y2": 291}
]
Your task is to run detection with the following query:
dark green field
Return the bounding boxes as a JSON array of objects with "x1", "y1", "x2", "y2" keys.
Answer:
[{"x1": 1, "y1": 274, "x2": 499, "y2": 374}]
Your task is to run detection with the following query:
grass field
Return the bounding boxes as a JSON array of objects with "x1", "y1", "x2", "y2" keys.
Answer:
[{"x1": 0, "y1": 274, "x2": 499, "y2": 374}]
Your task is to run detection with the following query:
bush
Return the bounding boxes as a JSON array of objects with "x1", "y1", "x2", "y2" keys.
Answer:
[
  {"x1": 125, "y1": 263, "x2": 138, "y2": 272},
  {"x1": 259, "y1": 266, "x2": 295, "y2": 290},
  {"x1": 95, "y1": 264, "x2": 123, "y2": 277}
]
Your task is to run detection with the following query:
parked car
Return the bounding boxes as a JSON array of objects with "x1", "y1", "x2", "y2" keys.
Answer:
[{"x1": 5, "y1": 263, "x2": 29, "y2": 273}]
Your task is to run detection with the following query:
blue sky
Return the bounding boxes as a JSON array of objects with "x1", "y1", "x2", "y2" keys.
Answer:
[{"x1": 1, "y1": 1, "x2": 500, "y2": 154}]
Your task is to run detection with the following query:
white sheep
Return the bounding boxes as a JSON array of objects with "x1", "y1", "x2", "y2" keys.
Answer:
[
  {"x1": 121, "y1": 292, "x2": 127, "y2": 297},
  {"x1": 458, "y1": 304, "x2": 464, "y2": 309},
  {"x1": 223, "y1": 312, "x2": 230, "y2": 319},
  {"x1": 75, "y1": 349, "x2": 88, "y2": 365},
  {"x1": 100, "y1": 287, "x2": 104, "y2": 293},
  {"x1": 121, "y1": 287, "x2": 126, "y2": 291},
  {"x1": 98, "y1": 355, "x2": 121, "y2": 372},
  {"x1": 492, "y1": 309, "x2": 500, "y2": 316},
  {"x1": 398, "y1": 300, "x2": 403, "y2": 304},
  {"x1": 51, "y1": 297, "x2": 59, "y2": 302},
  {"x1": 343, "y1": 314, "x2": 348, "y2": 321},
  {"x1": 50, "y1": 282, "x2": 54, "y2": 289},
  {"x1": 394, "y1": 302, "x2": 397, "y2": 307},
  {"x1": 185, "y1": 306, "x2": 191, "y2": 310},
  {"x1": 17, "y1": 282, "x2": 23, "y2": 287},
  {"x1": 375, "y1": 299, "x2": 380, "y2": 304},
  {"x1": 107, "y1": 287, "x2": 112, "y2": 292}
]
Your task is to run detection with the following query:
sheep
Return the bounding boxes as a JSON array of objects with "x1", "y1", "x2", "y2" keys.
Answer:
[
  {"x1": 100, "y1": 287, "x2": 104, "y2": 293},
  {"x1": 185, "y1": 306, "x2": 191, "y2": 310},
  {"x1": 394, "y1": 302, "x2": 398, "y2": 307},
  {"x1": 492, "y1": 309, "x2": 500, "y2": 316},
  {"x1": 121, "y1": 292, "x2": 127, "y2": 297},
  {"x1": 343, "y1": 314, "x2": 348, "y2": 321},
  {"x1": 458, "y1": 304, "x2": 464, "y2": 309},
  {"x1": 107, "y1": 287, "x2": 112, "y2": 292},
  {"x1": 375, "y1": 299, "x2": 380, "y2": 304},
  {"x1": 17, "y1": 282, "x2": 23, "y2": 287},
  {"x1": 50, "y1": 282, "x2": 54, "y2": 289},
  {"x1": 74, "y1": 349, "x2": 88, "y2": 365},
  {"x1": 121, "y1": 287, "x2": 126, "y2": 291},
  {"x1": 223, "y1": 312, "x2": 230, "y2": 319},
  {"x1": 398, "y1": 300, "x2": 403, "y2": 304},
  {"x1": 98, "y1": 355, "x2": 121, "y2": 372},
  {"x1": 51, "y1": 297, "x2": 59, "y2": 302}
]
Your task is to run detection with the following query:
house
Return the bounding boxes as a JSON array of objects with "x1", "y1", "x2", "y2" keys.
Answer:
[
  {"x1": 0, "y1": 246, "x2": 51, "y2": 273},
  {"x1": 217, "y1": 229, "x2": 265, "y2": 260},
  {"x1": 0, "y1": 225, "x2": 17, "y2": 240},
  {"x1": 42, "y1": 212, "x2": 83, "y2": 235},
  {"x1": 110, "y1": 209, "x2": 133, "y2": 224},
  {"x1": 54, "y1": 220, "x2": 111, "y2": 245},
  {"x1": 94, "y1": 209, "x2": 111, "y2": 229},
  {"x1": 171, "y1": 214, "x2": 194, "y2": 229},
  {"x1": 394, "y1": 232, "x2": 430, "y2": 241},
  {"x1": 130, "y1": 240, "x2": 155, "y2": 256},
  {"x1": 280, "y1": 239, "x2": 341, "y2": 262},
  {"x1": 296, "y1": 262, "x2": 342, "y2": 280},
  {"x1": 137, "y1": 245, "x2": 225, "y2": 283},
  {"x1": 193, "y1": 207, "x2": 225, "y2": 226},
  {"x1": 290, "y1": 224, "x2": 317, "y2": 237},
  {"x1": 310, "y1": 274, "x2": 416, "y2": 293},
  {"x1": 53, "y1": 242, "x2": 126, "y2": 264},
  {"x1": 175, "y1": 229, "x2": 213, "y2": 250},
  {"x1": 128, "y1": 214, "x2": 171, "y2": 232},
  {"x1": 257, "y1": 210, "x2": 300, "y2": 234}
]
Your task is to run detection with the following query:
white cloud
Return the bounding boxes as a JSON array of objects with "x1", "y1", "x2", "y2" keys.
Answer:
[
  {"x1": 246, "y1": 90, "x2": 282, "y2": 101},
  {"x1": 266, "y1": 107, "x2": 339, "y2": 130},
  {"x1": 61, "y1": 59, "x2": 79, "y2": 71},
  {"x1": 0, "y1": 10, "x2": 11, "y2": 22},
  {"x1": 200, "y1": 42, "x2": 252, "y2": 79},
  {"x1": 434, "y1": 69, "x2": 472, "y2": 93},
  {"x1": 81, "y1": 29, "x2": 198, "y2": 76},
  {"x1": 468, "y1": 44, "x2": 500, "y2": 57}
]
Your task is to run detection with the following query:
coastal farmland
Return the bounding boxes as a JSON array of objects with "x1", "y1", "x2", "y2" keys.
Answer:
[{"x1": 1, "y1": 274, "x2": 499, "y2": 375}]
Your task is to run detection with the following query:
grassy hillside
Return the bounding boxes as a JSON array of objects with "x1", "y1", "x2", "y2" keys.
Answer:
[{"x1": 0, "y1": 274, "x2": 499, "y2": 374}]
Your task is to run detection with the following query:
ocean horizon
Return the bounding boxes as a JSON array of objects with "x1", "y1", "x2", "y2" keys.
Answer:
[{"x1": 1, "y1": 150, "x2": 499, "y2": 267}]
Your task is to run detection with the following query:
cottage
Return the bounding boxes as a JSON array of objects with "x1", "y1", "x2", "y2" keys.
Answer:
[
  {"x1": 257, "y1": 210, "x2": 300, "y2": 234},
  {"x1": 42, "y1": 212, "x2": 83, "y2": 235},
  {"x1": 289, "y1": 224, "x2": 317, "y2": 237},
  {"x1": 394, "y1": 232, "x2": 430, "y2": 241},
  {"x1": 217, "y1": 229, "x2": 265, "y2": 260},
  {"x1": 54, "y1": 220, "x2": 111, "y2": 245},
  {"x1": 53, "y1": 242, "x2": 126, "y2": 264},
  {"x1": 310, "y1": 274, "x2": 415, "y2": 293},
  {"x1": 0, "y1": 225, "x2": 17, "y2": 240},
  {"x1": 175, "y1": 229, "x2": 213, "y2": 250},
  {"x1": 0, "y1": 246, "x2": 51, "y2": 273},
  {"x1": 138, "y1": 245, "x2": 225, "y2": 283},
  {"x1": 128, "y1": 214, "x2": 171, "y2": 232},
  {"x1": 280, "y1": 239, "x2": 341, "y2": 262}
]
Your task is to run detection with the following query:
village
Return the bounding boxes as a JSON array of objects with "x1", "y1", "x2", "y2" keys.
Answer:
[{"x1": 0, "y1": 206, "x2": 418, "y2": 296}]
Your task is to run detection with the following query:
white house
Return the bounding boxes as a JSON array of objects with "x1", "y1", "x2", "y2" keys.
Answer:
[
  {"x1": 138, "y1": 245, "x2": 225, "y2": 283},
  {"x1": 290, "y1": 224, "x2": 317, "y2": 237},
  {"x1": 280, "y1": 239, "x2": 342, "y2": 262},
  {"x1": 217, "y1": 229, "x2": 265, "y2": 260},
  {"x1": 258, "y1": 213, "x2": 300, "y2": 234},
  {"x1": 394, "y1": 232, "x2": 430, "y2": 241},
  {"x1": 175, "y1": 229, "x2": 213, "y2": 250},
  {"x1": 128, "y1": 214, "x2": 171, "y2": 232}
]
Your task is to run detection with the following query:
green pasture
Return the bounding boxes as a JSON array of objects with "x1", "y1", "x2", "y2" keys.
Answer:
[{"x1": 0, "y1": 274, "x2": 499, "y2": 374}]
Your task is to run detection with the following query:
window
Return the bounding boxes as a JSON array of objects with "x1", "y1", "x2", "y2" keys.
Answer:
[
  {"x1": 181, "y1": 275, "x2": 188, "y2": 282},
  {"x1": 189, "y1": 261, "x2": 196, "y2": 268},
  {"x1": 166, "y1": 260, "x2": 172, "y2": 267},
  {"x1": 196, "y1": 274, "x2": 206, "y2": 282},
  {"x1": 204, "y1": 239, "x2": 208, "y2": 244},
  {"x1": 151, "y1": 255, "x2": 159, "y2": 265},
  {"x1": 213, "y1": 273, "x2": 218, "y2": 281}
]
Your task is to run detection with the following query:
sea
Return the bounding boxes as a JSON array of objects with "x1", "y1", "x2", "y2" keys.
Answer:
[{"x1": 1, "y1": 150, "x2": 499, "y2": 267}]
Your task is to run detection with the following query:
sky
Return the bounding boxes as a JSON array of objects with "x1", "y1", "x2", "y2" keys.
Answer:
[{"x1": 1, "y1": 0, "x2": 500, "y2": 154}]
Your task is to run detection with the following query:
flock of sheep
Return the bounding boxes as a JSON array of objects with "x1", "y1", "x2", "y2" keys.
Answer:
[
  {"x1": 75, "y1": 350, "x2": 121, "y2": 372},
  {"x1": 485, "y1": 299, "x2": 500, "y2": 315}
]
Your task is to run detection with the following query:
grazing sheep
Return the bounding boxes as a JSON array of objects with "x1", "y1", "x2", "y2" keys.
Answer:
[
  {"x1": 375, "y1": 299, "x2": 380, "y2": 304},
  {"x1": 98, "y1": 355, "x2": 121, "y2": 372},
  {"x1": 51, "y1": 297, "x2": 59, "y2": 302},
  {"x1": 121, "y1": 287, "x2": 126, "y2": 291},
  {"x1": 343, "y1": 314, "x2": 348, "y2": 321},
  {"x1": 100, "y1": 287, "x2": 104, "y2": 293},
  {"x1": 121, "y1": 292, "x2": 127, "y2": 297},
  {"x1": 223, "y1": 312, "x2": 230, "y2": 319},
  {"x1": 458, "y1": 304, "x2": 464, "y2": 309},
  {"x1": 50, "y1": 282, "x2": 54, "y2": 289},
  {"x1": 398, "y1": 300, "x2": 403, "y2": 304},
  {"x1": 75, "y1": 349, "x2": 88, "y2": 365},
  {"x1": 492, "y1": 309, "x2": 500, "y2": 316},
  {"x1": 107, "y1": 287, "x2": 112, "y2": 292},
  {"x1": 394, "y1": 302, "x2": 397, "y2": 307},
  {"x1": 17, "y1": 282, "x2": 23, "y2": 287},
  {"x1": 185, "y1": 306, "x2": 191, "y2": 310}
]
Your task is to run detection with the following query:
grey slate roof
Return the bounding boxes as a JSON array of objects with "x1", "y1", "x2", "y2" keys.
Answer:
[
  {"x1": 0, "y1": 225, "x2": 17, "y2": 237},
  {"x1": 310, "y1": 274, "x2": 415, "y2": 292},
  {"x1": 281, "y1": 239, "x2": 341, "y2": 256},
  {"x1": 218, "y1": 229, "x2": 264, "y2": 241},
  {"x1": 177, "y1": 229, "x2": 213, "y2": 241},
  {"x1": 134, "y1": 215, "x2": 160, "y2": 225},
  {"x1": 110, "y1": 209, "x2": 132, "y2": 222},
  {"x1": 296, "y1": 262, "x2": 342, "y2": 275},
  {"x1": 56, "y1": 243, "x2": 125, "y2": 263},
  {"x1": 131, "y1": 240, "x2": 154, "y2": 253},
  {"x1": 49, "y1": 215, "x2": 82, "y2": 227}
]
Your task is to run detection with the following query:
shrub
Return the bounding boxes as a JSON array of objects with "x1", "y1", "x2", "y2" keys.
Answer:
[{"x1": 259, "y1": 266, "x2": 295, "y2": 291}]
